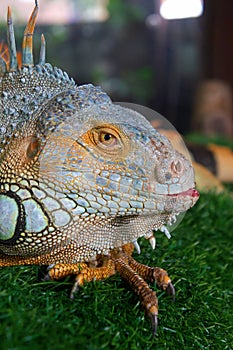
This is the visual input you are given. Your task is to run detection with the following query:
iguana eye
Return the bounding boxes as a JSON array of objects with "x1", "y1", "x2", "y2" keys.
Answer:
[
  {"x1": 98, "y1": 131, "x2": 118, "y2": 146},
  {"x1": 82, "y1": 125, "x2": 129, "y2": 158},
  {"x1": 90, "y1": 126, "x2": 122, "y2": 151}
]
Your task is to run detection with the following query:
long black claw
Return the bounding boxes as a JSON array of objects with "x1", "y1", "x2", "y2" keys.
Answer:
[
  {"x1": 42, "y1": 273, "x2": 51, "y2": 281},
  {"x1": 150, "y1": 314, "x2": 158, "y2": 337},
  {"x1": 41, "y1": 264, "x2": 54, "y2": 281},
  {"x1": 69, "y1": 279, "x2": 79, "y2": 299},
  {"x1": 166, "y1": 282, "x2": 175, "y2": 302}
]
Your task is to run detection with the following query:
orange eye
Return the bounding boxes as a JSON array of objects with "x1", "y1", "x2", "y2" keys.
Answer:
[
  {"x1": 83, "y1": 125, "x2": 128, "y2": 158},
  {"x1": 26, "y1": 137, "x2": 41, "y2": 159},
  {"x1": 91, "y1": 127, "x2": 121, "y2": 150}
]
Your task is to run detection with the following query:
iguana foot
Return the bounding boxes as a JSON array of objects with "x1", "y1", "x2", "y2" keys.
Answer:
[
  {"x1": 44, "y1": 259, "x2": 116, "y2": 298},
  {"x1": 114, "y1": 256, "x2": 159, "y2": 336},
  {"x1": 45, "y1": 244, "x2": 174, "y2": 335},
  {"x1": 44, "y1": 262, "x2": 88, "y2": 280},
  {"x1": 69, "y1": 259, "x2": 116, "y2": 298},
  {"x1": 127, "y1": 255, "x2": 175, "y2": 300}
]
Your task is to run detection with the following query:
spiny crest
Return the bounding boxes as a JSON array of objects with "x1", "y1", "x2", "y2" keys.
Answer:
[
  {"x1": 0, "y1": 0, "x2": 76, "y2": 147},
  {"x1": 0, "y1": 1, "x2": 111, "y2": 145},
  {"x1": 1, "y1": 0, "x2": 45, "y2": 73}
]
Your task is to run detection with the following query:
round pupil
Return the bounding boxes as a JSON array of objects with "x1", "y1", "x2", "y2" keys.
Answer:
[{"x1": 104, "y1": 134, "x2": 112, "y2": 141}]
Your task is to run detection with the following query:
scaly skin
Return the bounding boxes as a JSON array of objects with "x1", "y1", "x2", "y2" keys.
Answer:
[{"x1": 0, "y1": 3, "x2": 199, "y2": 335}]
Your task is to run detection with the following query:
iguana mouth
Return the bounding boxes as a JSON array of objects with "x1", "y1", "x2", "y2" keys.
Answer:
[
  {"x1": 131, "y1": 187, "x2": 199, "y2": 254},
  {"x1": 168, "y1": 188, "x2": 199, "y2": 198}
]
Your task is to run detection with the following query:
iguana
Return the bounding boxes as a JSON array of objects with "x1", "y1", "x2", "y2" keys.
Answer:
[{"x1": 0, "y1": 2, "x2": 199, "y2": 335}]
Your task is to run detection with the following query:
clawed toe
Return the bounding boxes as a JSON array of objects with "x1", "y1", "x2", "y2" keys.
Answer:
[
  {"x1": 70, "y1": 285, "x2": 78, "y2": 299},
  {"x1": 166, "y1": 282, "x2": 175, "y2": 301},
  {"x1": 70, "y1": 275, "x2": 82, "y2": 299},
  {"x1": 39, "y1": 249, "x2": 175, "y2": 335},
  {"x1": 42, "y1": 273, "x2": 51, "y2": 281},
  {"x1": 150, "y1": 313, "x2": 158, "y2": 336}
]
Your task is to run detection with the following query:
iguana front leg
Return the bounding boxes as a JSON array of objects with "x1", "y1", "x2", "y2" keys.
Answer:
[
  {"x1": 47, "y1": 257, "x2": 159, "y2": 335},
  {"x1": 46, "y1": 256, "x2": 117, "y2": 298},
  {"x1": 69, "y1": 259, "x2": 116, "y2": 298},
  {"x1": 46, "y1": 243, "x2": 174, "y2": 335}
]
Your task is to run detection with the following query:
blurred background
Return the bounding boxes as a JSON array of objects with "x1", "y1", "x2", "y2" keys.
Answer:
[{"x1": 0, "y1": 0, "x2": 232, "y2": 137}]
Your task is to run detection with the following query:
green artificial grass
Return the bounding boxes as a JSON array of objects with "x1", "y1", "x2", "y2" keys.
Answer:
[{"x1": 0, "y1": 191, "x2": 232, "y2": 350}]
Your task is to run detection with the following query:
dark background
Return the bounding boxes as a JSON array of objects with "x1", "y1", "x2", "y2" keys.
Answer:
[{"x1": 3, "y1": 0, "x2": 233, "y2": 135}]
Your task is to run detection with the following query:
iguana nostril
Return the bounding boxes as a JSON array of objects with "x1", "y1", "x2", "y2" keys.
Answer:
[{"x1": 171, "y1": 159, "x2": 184, "y2": 175}]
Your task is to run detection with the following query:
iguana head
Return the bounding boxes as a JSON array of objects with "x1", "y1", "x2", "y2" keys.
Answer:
[{"x1": 0, "y1": 3, "x2": 199, "y2": 261}]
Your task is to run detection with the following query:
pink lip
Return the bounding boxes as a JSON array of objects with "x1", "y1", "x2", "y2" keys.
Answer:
[{"x1": 169, "y1": 188, "x2": 199, "y2": 198}]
